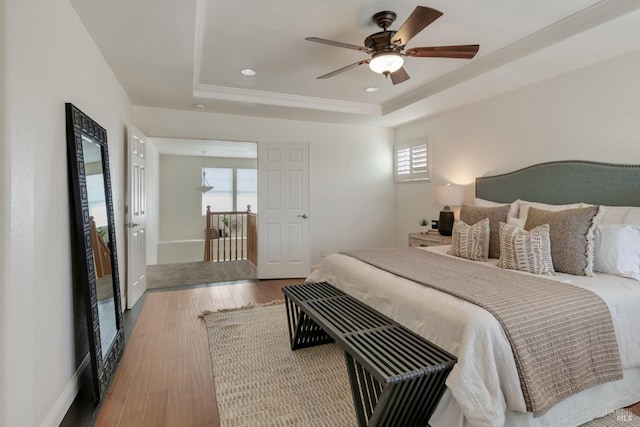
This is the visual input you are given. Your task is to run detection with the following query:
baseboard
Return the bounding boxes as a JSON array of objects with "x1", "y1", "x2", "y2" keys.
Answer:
[{"x1": 40, "y1": 354, "x2": 90, "y2": 427}]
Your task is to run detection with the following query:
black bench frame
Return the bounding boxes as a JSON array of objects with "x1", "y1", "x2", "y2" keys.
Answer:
[{"x1": 282, "y1": 282, "x2": 457, "y2": 427}]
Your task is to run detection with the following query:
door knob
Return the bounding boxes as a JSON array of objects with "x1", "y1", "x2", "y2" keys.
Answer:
[
  {"x1": 128, "y1": 222, "x2": 140, "y2": 228},
  {"x1": 297, "y1": 214, "x2": 308, "y2": 219}
]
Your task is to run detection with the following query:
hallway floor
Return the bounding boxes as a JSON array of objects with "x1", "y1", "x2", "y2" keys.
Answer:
[{"x1": 147, "y1": 260, "x2": 257, "y2": 291}]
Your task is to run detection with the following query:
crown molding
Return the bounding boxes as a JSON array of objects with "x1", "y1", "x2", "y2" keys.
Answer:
[
  {"x1": 192, "y1": 0, "x2": 207, "y2": 90},
  {"x1": 193, "y1": 83, "x2": 382, "y2": 116},
  {"x1": 382, "y1": 0, "x2": 640, "y2": 116}
]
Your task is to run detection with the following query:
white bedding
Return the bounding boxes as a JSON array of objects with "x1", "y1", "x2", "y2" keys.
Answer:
[{"x1": 306, "y1": 245, "x2": 640, "y2": 427}]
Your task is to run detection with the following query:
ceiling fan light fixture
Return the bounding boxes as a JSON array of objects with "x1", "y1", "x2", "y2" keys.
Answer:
[
  {"x1": 197, "y1": 151, "x2": 214, "y2": 193},
  {"x1": 369, "y1": 53, "x2": 403, "y2": 75}
]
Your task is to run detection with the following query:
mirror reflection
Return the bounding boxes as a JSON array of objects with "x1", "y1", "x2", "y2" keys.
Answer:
[
  {"x1": 83, "y1": 137, "x2": 117, "y2": 358},
  {"x1": 66, "y1": 102, "x2": 124, "y2": 401}
]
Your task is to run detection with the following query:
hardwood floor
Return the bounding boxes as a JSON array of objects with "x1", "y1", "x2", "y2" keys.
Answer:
[
  {"x1": 94, "y1": 279, "x2": 302, "y2": 427},
  {"x1": 89, "y1": 278, "x2": 640, "y2": 426}
]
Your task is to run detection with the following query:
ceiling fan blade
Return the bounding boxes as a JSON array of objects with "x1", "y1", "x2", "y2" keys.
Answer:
[
  {"x1": 305, "y1": 37, "x2": 370, "y2": 52},
  {"x1": 390, "y1": 67, "x2": 410, "y2": 85},
  {"x1": 317, "y1": 60, "x2": 369, "y2": 79},
  {"x1": 391, "y1": 6, "x2": 443, "y2": 47},
  {"x1": 405, "y1": 45, "x2": 480, "y2": 59}
]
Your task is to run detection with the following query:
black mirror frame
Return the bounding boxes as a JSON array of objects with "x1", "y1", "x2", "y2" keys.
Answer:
[{"x1": 65, "y1": 103, "x2": 124, "y2": 401}]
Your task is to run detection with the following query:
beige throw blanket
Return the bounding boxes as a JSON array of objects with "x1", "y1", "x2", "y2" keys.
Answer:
[{"x1": 343, "y1": 247, "x2": 622, "y2": 416}]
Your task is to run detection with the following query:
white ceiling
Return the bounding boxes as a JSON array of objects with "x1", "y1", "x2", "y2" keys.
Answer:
[
  {"x1": 149, "y1": 138, "x2": 257, "y2": 158},
  {"x1": 70, "y1": 0, "x2": 640, "y2": 128}
]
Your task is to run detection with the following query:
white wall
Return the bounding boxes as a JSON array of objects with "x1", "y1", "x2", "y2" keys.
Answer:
[
  {"x1": 156, "y1": 154, "x2": 257, "y2": 264},
  {"x1": 0, "y1": 0, "x2": 7, "y2": 420},
  {"x1": 394, "y1": 48, "x2": 640, "y2": 245},
  {"x1": 1, "y1": 0, "x2": 132, "y2": 425},
  {"x1": 160, "y1": 155, "x2": 257, "y2": 240},
  {"x1": 134, "y1": 108, "x2": 396, "y2": 266}
]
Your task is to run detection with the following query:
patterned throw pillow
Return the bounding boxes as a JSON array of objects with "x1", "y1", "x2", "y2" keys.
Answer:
[
  {"x1": 524, "y1": 206, "x2": 600, "y2": 276},
  {"x1": 448, "y1": 218, "x2": 490, "y2": 261},
  {"x1": 460, "y1": 204, "x2": 510, "y2": 259},
  {"x1": 498, "y1": 222, "x2": 555, "y2": 275}
]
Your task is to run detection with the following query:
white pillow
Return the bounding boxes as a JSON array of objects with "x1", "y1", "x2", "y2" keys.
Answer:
[
  {"x1": 517, "y1": 200, "x2": 585, "y2": 222},
  {"x1": 594, "y1": 224, "x2": 640, "y2": 281},
  {"x1": 474, "y1": 197, "x2": 505, "y2": 207},
  {"x1": 474, "y1": 198, "x2": 519, "y2": 219},
  {"x1": 598, "y1": 206, "x2": 640, "y2": 227}
]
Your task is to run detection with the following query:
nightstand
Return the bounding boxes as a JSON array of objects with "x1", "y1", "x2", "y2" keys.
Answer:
[{"x1": 408, "y1": 231, "x2": 452, "y2": 247}]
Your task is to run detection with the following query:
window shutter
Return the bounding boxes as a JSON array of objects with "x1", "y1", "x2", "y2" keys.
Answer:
[{"x1": 395, "y1": 139, "x2": 430, "y2": 182}]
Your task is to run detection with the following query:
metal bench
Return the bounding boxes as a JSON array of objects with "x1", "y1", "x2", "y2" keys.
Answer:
[{"x1": 282, "y1": 281, "x2": 457, "y2": 427}]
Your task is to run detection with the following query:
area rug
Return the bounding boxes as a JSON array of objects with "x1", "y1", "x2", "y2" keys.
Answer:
[
  {"x1": 201, "y1": 303, "x2": 639, "y2": 427},
  {"x1": 147, "y1": 259, "x2": 257, "y2": 289},
  {"x1": 202, "y1": 302, "x2": 356, "y2": 426}
]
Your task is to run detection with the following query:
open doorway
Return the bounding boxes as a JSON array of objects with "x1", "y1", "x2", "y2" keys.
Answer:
[{"x1": 145, "y1": 137, "x2": 258, "y2": 290}]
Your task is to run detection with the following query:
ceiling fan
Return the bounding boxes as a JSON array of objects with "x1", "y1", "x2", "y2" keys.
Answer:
[{"x1": 306, "y1": 6, "x2": 479, "y2": 85}]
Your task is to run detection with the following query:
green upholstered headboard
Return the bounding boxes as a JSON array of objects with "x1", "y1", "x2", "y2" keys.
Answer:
[{"x1": 475, "y1": 161, "x2": 640, "y2": 207}]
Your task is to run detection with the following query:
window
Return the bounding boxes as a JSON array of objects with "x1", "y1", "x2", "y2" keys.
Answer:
[
  {"x1": 202, "y1": 167, "x2": 257, "y2": 214},
  {"x1": 395, "y1": 139, "x2": 430, "y2": 182},
  {"x1": 202, "y1": 168, "x2": 233, "y2": 214},
  {"x1": 236, "y1": 168, "x2": 258, "y2": 212}
]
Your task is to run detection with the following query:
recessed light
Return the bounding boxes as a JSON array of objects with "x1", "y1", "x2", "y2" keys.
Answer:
[
  {"x1": 365, "y1": 86, "x2": 380, "y2": 93},
  {"x1": 240, "y1": 69, "x2": 256, "y2": 76},
  {"x1": 192, "y1": 103, "x2": 206, "y2": 109}
]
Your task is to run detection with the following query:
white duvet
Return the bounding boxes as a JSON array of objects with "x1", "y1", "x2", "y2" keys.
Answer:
[{"x1": 306, "y1": 246, "x2": 640, "y2": 427}]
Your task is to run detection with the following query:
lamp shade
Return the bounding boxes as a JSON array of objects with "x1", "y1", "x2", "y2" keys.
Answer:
[
  {"x1": 434, "y1": 184, "x2": 464, "y2": 207},
  {"x1": 369, "y1": 53, "x2": 404, "y2": 75}
]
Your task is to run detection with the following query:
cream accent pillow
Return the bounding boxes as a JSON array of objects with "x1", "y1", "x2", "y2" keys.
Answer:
[
  {"x1": 448, "y1": 218, "x2": 490, "y2": 261},
  {"x1": 594, "y1": 224, "x2": 640, "y2": 281},
  {"x1": 507, "y1": 217, "x2": 526, "y2": 229},
  {"x1": 460, "y1": 204, "x2": 510, "y2": 259},
  {"x1": 524, "y1": 206, "x2": 600, "y2": 276},
  {"x1": 508, "y1": 199, "x2": 523, "y2": 220},
  {"x1": 498, "y1": 222, "x2": 555, "y2": 275}
]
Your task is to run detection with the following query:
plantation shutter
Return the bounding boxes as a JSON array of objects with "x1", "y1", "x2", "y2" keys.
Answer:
[{"x1": 395, "y1": 139, "x2": 430, "y2": 182}]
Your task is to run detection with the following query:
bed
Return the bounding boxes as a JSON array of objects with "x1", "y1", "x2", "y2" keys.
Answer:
[{"x1": 306, "y1": 161, "x2": 640, "y2": 427}]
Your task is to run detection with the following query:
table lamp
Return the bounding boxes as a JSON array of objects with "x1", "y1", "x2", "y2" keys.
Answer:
[{"x1": 434, "y1": 184, "x2": 464, "y2": 236}]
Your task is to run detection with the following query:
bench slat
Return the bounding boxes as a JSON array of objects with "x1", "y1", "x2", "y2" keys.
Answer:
[{"x1": 282, "y1": 282, "x2": 457, "y2": 427}]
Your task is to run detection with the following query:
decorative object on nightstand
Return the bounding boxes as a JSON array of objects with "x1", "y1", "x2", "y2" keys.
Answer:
[
  {"x1": 434, "y1": 183, "x2": 464, "y2": 236},
  {"x1": 419, "y1": 218, "x2": 430, "y2": 233},
  {"x1": 409, "y1": 231, "x2": 452, "y2": 247}
]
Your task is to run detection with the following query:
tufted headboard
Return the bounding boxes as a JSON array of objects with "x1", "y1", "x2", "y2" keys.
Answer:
[{"x1": 475, "y1": 160, "x2": 640, "y2": 207}]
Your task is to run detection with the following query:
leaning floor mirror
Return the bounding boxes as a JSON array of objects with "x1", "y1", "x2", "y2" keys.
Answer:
[{"x1": 66, "y1": 103, "x2": 125, "y2": 401}]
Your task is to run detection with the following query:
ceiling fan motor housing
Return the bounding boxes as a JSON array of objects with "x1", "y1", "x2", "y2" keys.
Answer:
[
  {"x1": 365, "y1": 31, "x2": 398, "y2": 54},
  {"x1": 372, "y1": 10, "x2": 397, "y2": 29}
]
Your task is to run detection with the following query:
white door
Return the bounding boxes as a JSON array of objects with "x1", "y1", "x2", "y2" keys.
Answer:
[
  {"x1": 257, "y1": 142, "x2": 310, "y2": 278},
  {"x1": 126, "y1": 125, "x2": 147, "y2": 309}
]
